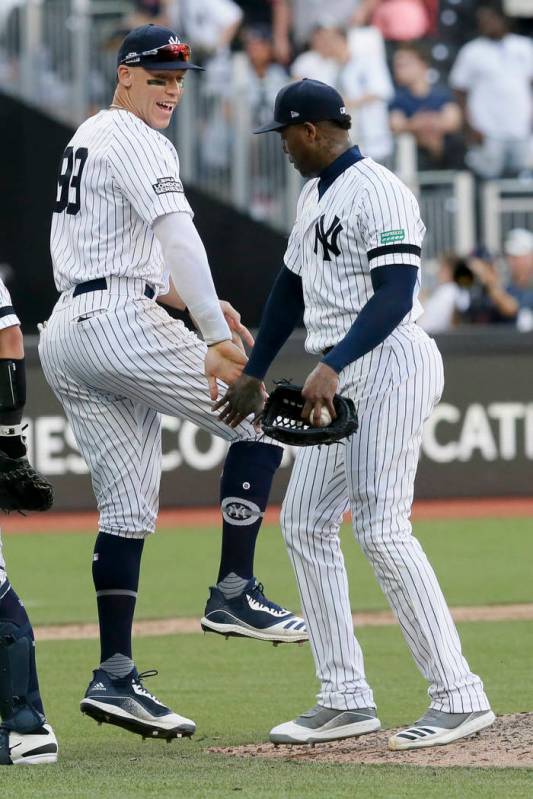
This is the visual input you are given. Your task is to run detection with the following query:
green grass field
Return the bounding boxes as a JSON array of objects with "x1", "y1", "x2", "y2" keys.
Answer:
[{"x1": 1, "y1": 517, "x2": 533, "y2": 798}]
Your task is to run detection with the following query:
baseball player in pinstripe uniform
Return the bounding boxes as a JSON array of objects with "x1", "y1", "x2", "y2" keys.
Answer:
[
  {"x1": 217, "y1": 79, "x2": 496, "y2": 749},
  {"x1": 39, "y1": 25, "x2": 306, "y2": 742},
  {"x1": 0, "y1": 280, "x2": 58, "y2": 764}
]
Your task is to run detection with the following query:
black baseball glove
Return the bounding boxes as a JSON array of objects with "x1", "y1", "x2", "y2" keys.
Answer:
[
  {"x1": 261, "y1": 382, "x2": 358, "y2": 446},
  {"x1": 0, "y1": 451, "x2": 54, "y2": 513}
]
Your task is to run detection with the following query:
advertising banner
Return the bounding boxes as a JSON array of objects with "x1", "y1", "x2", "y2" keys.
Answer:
[{"x1": 23, "y1": 331, "x2": 533, "y2": 508}]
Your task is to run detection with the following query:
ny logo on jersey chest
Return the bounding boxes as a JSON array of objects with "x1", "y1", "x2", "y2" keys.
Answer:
[{"x1": 314, "y1": 214, "x2": 343, "y2": 261}]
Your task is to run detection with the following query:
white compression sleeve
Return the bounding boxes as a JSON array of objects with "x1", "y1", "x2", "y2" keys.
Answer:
[{"x1": 153, "y1": 212, "x2": 231, "y2": 345}]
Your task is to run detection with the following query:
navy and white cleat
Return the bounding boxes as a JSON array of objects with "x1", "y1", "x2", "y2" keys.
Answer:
[
  {"x1": 201, "y1": 578, "x2": 308, "y2": 644},
  {"x1": 0, "y1": 723, "x2": 58, "y2": 765},
  {"x1": 80, "y1": 668, "x2": 196, "y2": 740}
]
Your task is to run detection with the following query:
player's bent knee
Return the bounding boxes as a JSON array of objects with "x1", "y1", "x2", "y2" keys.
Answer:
[{"x1": 0, "y1": 621, "x2": 44, "y2": 732}]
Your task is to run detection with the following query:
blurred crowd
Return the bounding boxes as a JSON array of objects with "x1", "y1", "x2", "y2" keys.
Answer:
[
  {"x1": 1, "y1": 0, "x2": 533, "y2": 330},
  {"x1": 3, "y1": 0, "x2": 531, "y2": 176},
  {"x1": 110, "y1": 0, "x2": 533, "y2": 177},
  {"x1": 419, "y1": 228, "x2": 533, "y2": 333}
]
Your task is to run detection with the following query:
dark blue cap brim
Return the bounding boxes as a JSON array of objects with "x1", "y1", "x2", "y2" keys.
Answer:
[
  {"x1": 253, "y1": 119, "x2": 290, "y2": 134},
  {"x1": 135, "y1": 60, "x2": 204, "y2": 71}
]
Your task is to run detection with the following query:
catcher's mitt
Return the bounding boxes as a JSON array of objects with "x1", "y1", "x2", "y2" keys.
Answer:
[
  {"x1": 0, "y1": 451, "x2": 54, "y2": 513},
  {"x1": 261, "y1": 382, "x2": 358, "y2": 446}
]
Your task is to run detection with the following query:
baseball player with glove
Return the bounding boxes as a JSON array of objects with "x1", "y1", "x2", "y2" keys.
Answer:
[
  {"x1": 216, "y1": 79, "x2": 495, "y2": 749},
  {"x1": 0, "y1": 280, "x2": 57, "y2": 765},
  {"x1": 39, "y1": 25, "x2": 306, "y2": 743}
]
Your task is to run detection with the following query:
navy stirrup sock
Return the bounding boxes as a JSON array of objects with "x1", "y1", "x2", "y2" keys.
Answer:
[
  {"x1": 92, "y1": 532, "x2": 144, "y2": 677},
  {"x1": 217, "y1": 441, "x2": 283, "y2": 588}
]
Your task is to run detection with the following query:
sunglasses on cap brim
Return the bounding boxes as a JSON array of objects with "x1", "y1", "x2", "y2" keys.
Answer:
[{"x1": 121, "y1": 42, "x2": 192, "y2": 66}]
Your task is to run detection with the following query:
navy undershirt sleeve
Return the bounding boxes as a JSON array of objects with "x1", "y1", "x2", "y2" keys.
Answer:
[
  {"x1": 321, "y1": 265, "x2": 419, "y2": 374},
  {"x1": 244, "y1": 266, "x2": 305, "y2": 380}
]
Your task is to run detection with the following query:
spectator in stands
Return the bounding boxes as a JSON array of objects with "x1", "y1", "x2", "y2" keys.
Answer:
[
  {"x1": 389, "y1": 43, "x2": 464, "y2": 169},
  {"x1": 234, "y1": 0, "x2": 291, "y2": 63},
  {"x1": 350, "y1": 0, "x2": 433, "y2": 41},
  {"x1": 291, "y1": 25, "x2": 394, "y2": 163},
  {"x1": 450, "y1": 2, "x2": 533, "y2": 179},
  {"x1": 418, "y1": 253, "x2": 469, "y2": 333},
  {"x1": 455, "y1": 247, "x2": 518, "y2": 325},
  {"x1": 503, "y1": 228, "x2": 533, "y2": 331}
]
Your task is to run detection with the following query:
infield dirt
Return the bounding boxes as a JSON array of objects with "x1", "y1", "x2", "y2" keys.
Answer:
[{"x1": 210, "y1": 712, "x2": 533, "y2": 769}]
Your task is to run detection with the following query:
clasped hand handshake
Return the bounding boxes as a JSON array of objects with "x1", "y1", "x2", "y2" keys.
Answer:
[
  {"x1": 204, "y1": 300, "x2": 255, "y2": 401},
  {"x1": 204, "y1": 301, "x2": 339, "y2": 431}
]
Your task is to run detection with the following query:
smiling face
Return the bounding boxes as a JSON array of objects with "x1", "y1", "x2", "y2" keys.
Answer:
[{"x1": 115, "y1": 65, "x2": 186, "y2": 129}]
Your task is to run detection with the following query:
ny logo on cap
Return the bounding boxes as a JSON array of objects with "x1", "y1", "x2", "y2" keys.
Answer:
[
  {"x1": 169, "y1": 35, "x2": 180, "y2": 44},
  {"x1": 314, "y1": 214, "x2": 343, "y2": 261}
]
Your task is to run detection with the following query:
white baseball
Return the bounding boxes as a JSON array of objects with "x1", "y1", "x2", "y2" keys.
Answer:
[{"x1": 309, "y1": 407, "x2": 332, "y2": 427}]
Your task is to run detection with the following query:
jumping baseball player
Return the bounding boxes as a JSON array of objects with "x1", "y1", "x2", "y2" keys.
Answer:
[
  {"x1": 39, "y1": 25, "x2": 306, "y2": 743},
  {"x1": 216, "y1": 79, "x2": 495, "y2": 749},
  {"x1": 0, "y1": 280, "x2": 58, "y2": 765}
]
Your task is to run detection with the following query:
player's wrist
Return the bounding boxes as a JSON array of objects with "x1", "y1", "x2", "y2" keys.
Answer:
[
  {"x1": 188, "y1": 300, "x2": 232, "y2": 345},
  {"x1": 320, "y1": 356, "x2": 341, "y2": 375}
]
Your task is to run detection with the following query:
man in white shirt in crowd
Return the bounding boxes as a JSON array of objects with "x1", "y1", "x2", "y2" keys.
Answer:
[{"x1": 450, "y1": 1, "x2": 533, "y2": 179}]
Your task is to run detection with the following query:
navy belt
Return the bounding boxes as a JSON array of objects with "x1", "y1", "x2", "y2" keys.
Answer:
[{"x1": 72, "y1": 278, "x2": 155, "y2": 299}]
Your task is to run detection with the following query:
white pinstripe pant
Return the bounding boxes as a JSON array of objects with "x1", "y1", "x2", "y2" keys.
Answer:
[
  {"x1": 39, "y1": 279, "x2": 260, "y2": 538},
  {"x1": 281, "y1": 325, "x2": 490, "y2": 714}
]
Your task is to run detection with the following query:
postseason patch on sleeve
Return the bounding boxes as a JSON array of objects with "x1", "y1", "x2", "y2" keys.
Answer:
[
  {"x1": 380, "y1": 229, "x2": 405, "y2": 245},
  {"x1": 152, "y1": 176, "x2": 184, "y2": 195}
]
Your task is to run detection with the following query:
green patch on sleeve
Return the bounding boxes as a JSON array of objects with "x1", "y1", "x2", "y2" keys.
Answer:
[{"x1": 380, "y1": 229, "x2": 405, "y2": 245}]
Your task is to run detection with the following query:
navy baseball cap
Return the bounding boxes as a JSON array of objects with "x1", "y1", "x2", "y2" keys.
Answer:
[
  {"x1": 253, "y1": 79, "x2": 348, "y2": 134},
  {"x1": 117, "y1": 25, "x2": 204, "y2": 71}
]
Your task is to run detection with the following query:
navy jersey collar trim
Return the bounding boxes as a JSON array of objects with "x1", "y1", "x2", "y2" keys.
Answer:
[{"x1": 317, "y1": 145, "x2": 364, "y2": 199}]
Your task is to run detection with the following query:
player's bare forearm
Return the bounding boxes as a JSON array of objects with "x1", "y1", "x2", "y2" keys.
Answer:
[
  {"x1": 214, "y1": 373, "x2": 266, "y2": 428},
  {"x1": 301, "y1": 363, "x2": 339, "y2": 426}
]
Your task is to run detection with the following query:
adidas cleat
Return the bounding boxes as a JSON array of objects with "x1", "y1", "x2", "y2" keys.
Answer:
[
  {"x1": 389, "y1": 708, "x2": 496, "y2": 750},
  {"x1": 80, "y1": 668, "x2": 195, "y2": 740},
  {"x1": 201, "y1": 578, "x2": 308, "y2": 644}
]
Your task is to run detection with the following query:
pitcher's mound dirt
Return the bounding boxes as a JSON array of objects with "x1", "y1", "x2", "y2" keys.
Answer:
[{"x1": 210, "y1": 713, "x2": 533, "y2": 768}]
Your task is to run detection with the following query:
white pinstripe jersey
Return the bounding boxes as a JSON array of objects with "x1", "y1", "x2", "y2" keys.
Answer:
[
  {"x1": 50, "y1": 109, "x2": 193, "y2": 293},
  {"x1": 284, "y1": 157, "x2": 425, "y2": 354},
  {"x1": 0, "y1": 278, "x2": 20, "y2": 331}
]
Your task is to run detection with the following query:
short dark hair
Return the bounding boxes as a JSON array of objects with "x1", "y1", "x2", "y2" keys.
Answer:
[
  {"x1": 477, "y1": 0, "x2": 505, "y2": 14},
  {"x1": 327, "y1": 116, "x2": 352, "y2": 131},
  {"x1": 394, "y1": 41, "x2": 431, "y2": 65}
]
